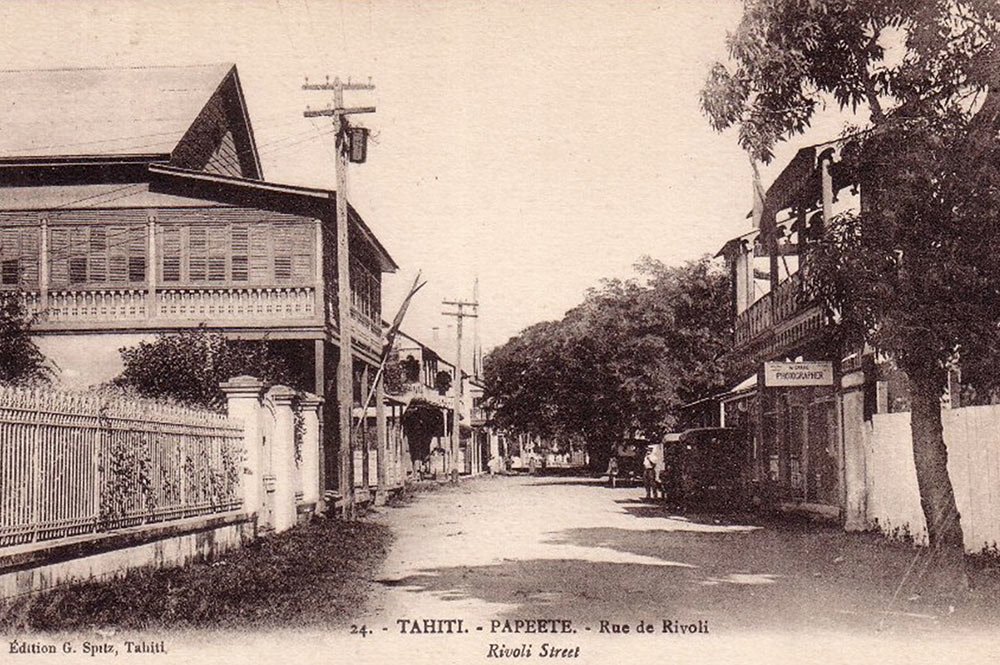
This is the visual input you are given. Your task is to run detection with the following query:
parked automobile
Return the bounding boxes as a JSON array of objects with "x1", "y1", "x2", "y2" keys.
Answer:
[
  {"x1": 659, "y1": 427, "x2": 752, "y2": 510},
  {"x1": 607, "y1": 438, "x2": 645, "y2": 487}
]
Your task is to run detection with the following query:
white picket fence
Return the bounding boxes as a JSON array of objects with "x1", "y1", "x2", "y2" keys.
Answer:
[
  {"x1": 0, "y1": 385, "x2": 244, "y2": 548},
  {"x1": 868, "y1": 405, "x2": 1000, "y2": 554}
]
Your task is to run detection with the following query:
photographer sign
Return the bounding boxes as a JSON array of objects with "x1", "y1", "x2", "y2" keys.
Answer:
[{"x1": 763, "y1": 361, "x2": 834, "y2": 387}]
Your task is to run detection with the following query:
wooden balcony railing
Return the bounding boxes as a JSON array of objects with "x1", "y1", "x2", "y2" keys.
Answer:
[
  {"x1": 157, "y1": 286, "x2": 316, "y2": 320},
  {"x1": 734, "y1": 272, "x2": 808, "y2": 348},
  {"x1": 323, "y1": 300, "x2": 382, "y2": 353},
  {"x1": 23, "y1": 286, "x2": 319, "y2": 328}
]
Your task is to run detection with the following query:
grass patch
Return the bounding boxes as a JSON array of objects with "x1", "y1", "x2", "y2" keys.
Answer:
[{"x1": 0, "y1": 517, "x2": 391, "y2": 633}]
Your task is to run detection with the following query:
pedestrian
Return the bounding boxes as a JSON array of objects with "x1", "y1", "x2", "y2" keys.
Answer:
[
  {"x1": 643, "y1": 446, "x2": 657, "y2": 500},
  {"x1": 606, "y1": 456, "x2": 619, "y2": 488}
]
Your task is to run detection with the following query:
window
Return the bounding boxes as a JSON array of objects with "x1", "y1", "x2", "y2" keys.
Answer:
[
  {"x1": 1, "y1": 259, "x2": 18, "y2": 285},
  {"x1": 88, "y1": 227, "x2": 106, "y2": 282},
  {"x1": 161, "y1": 226, "x2": 181, "y2": 282},
  {"x1": 128, "y1": 256, "x2": 146, "y2": 283},
  {"x1": 187, "y1": 225, "x2": 227, "y2": 282},
  {"x1": 189, "y1": 227, "x2": 207, "y2": 281},
  {"x1": 0, "y1": 227, "x2": 38, "y2": 287},
  {"x1": 274, "y1": 255, "x2": 292, "y2": 280},
  {"x1": 231, "y1": 225, "x2": 248, "y2": 281},
  {"x1": 127, "y1": 226, "x2": 145, "y2": 282},
  {"x1": 208, "y1": 256, "x2": 225, "y2": 281},
  {"x1": 69, "y1": 257, "x2": 87, "y2": 284}
]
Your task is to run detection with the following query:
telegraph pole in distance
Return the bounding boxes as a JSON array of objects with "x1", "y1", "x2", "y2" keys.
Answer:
[
  {"x1": 304, "y1": 76, "x2": 375, "y2": 520},
  {"x1": 442, "y1": 297, "x2": 478, "y2": 477}
]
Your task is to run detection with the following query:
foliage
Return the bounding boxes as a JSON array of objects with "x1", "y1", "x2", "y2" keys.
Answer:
[
  {"x1": 401, "y1": 354, "x2": 421, "y2": 383},
  {"x1": 701, "y1": 0, "x2": 1000, "y2": 551},
  {"x1": 0, "y1": 518, "x2": 391, "y2": 631},
  {"x1": 114, "y1": 327, "x2": 297, "y2": 409},
  {"x1": 99, "y1": 429, "x2": 153, "y2": 525},
  {"x1": 383, "y1": 352, "x2": 420, "y2": 396},
  {"x1": 401, "y1": 398, "x2": 447, "y2": 461},
  {"x1": 483, "y1": 256, "x2": 732, "y2": 446},
  {"x1": 0, "y1": 292, "x2": 51, "y2": 386},
  {"x1": 434, "y1": 369, "x2": 452, "y2": 395}
]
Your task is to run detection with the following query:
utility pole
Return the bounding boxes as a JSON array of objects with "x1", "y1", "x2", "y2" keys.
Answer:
[
  {"x1": 304, "y1": 76, "x2": 375, "y2": 520},
  {"x1": 442, "y1": 298, "x2": 478, "y2": 476},
  {"x1": 472, "y1": 277, "x2": 481, "y2": 380}
]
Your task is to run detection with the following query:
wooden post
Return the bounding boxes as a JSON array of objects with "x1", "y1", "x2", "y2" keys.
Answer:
[
  {"x1": 314, "y1": 339, "x2": 326, "y2": 513},
  {"x1": 442, "y1": 299, "x2": 478, "y2": 474},
  {"x1": 453, "y1": 316, "x2": 463, "y2": 474},
  {"x1": 375, "y1": 370, "x2": 387, "y2": 503},
  {"x1": 360, "y1": 363, "x2": 370, "y2": 495},
  {"x1": 331, "y1": 79, "x2": 356, "y2": 520},
  {"x1": 821, "y1": 153, "x2": 835, "y2": 224},
  {"x1": 39, "y1": 217, "x2": 49, "y2": 310},
  {"x1": 146, "y1": 216, "x2": 156, "y2": 320}
]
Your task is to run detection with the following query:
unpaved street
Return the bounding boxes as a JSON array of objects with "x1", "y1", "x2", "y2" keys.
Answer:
[{"x1": 356, "y1": 474, "x2": 997, "y2": 665}]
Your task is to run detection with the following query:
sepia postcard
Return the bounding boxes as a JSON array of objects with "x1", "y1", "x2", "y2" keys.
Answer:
[{"x1": 0, "y1": 1, "x2": 998, "y2": 664}]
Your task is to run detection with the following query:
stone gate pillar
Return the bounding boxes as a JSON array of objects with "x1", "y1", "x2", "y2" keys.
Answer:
[
  {"x1": 299, "y1": 392, "x2": 324, "y2": 509},
  {"x1": 220, "y1": 376, "x2": 265, "y2": 523},
  {"x1": 267, "y1": 385, "x2": 298, "y2": 534}
]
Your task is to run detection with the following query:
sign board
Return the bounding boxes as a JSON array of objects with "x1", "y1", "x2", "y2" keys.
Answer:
[
  {"x1": 348, "y1": 126, "x2": 369, "y2": 163},
  {"x1": 763, "y1": 361, "x2": 834, "y2": 387}
]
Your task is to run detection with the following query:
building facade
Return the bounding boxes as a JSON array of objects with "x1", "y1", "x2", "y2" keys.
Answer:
[{"x1": 0, "y1": 64, "x2": 397, "y2": 502}]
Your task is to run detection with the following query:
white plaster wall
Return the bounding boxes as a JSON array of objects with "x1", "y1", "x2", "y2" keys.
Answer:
[
  {"x1": 867, "y1": 407, "x2": 1000, "y2": 553},
  {"x1": 1, "y1": 518, "x2": 252, "y2": 600}
]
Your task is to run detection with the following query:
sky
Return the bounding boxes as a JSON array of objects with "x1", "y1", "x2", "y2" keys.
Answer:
[{"x1": 0, "y1": 0, "x2": 859, "y2": 369}]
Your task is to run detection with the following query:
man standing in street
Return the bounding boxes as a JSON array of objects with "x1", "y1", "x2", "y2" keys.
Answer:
[{"x1": 643, "y1": 445, "x2": 658, "y2": 500}]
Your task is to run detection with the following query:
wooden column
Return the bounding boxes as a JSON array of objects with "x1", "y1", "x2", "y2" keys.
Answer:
[
  {"x1": 314, "y1": 339, "x2": 326, "y2": 512},
  {"x1": 146, "y1": 215, "x2": 156, "y2": 320},
  {"x1": 360, "y1": 364, "x2": 370, "y2": 494},
  {"x1": 38, "y1": 217, "x2": 49, "y2": 310},
  {"x1": 821, "y1": 154, "x2": 835, "y2": 224},
  {"x1": 375, "y1": 370, "x2": 387, "y2": 502}
]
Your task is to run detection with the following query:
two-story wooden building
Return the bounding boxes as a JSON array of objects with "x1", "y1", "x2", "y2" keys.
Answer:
[
  {"x1": 716, "y1": 141, "x2": 854, "y2": 519},
  {"x1": 0, "y1": 63, "x2": 397, "y2": 500}
]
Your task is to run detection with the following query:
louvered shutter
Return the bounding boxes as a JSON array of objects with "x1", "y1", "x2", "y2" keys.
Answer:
[
  {"x1": 128, "y1": 225, "x2": 146, "y2": 282},
  {"x1": 161, "y1": 226, "x2": 181, "y2": 282},
  {"x1": 273, "y1": 224, "x2": 293, "y2": 280},
  {"x1": 231, "y1": 224, "x2": 249, "y2": 281},
  {"x1": 108, "y1": 226, "x2": 128, "y2": 283},
  {"x1": 49, "y1": 227, "x2": 70, "y2": 286},
  {"x1": 249, "y1": 222, "x2": 270, "y2": 283},
  {"x1": 88, "y1": 226, "x2": 106, "y2": 282},
  {"x1": 189, "y1": 226, "x2": 207, "y2": 281}
]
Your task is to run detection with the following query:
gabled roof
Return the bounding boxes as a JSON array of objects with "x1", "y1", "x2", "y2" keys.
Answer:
[{"x1": 0, "y1": 63, "x2": 261, "y2": 180}]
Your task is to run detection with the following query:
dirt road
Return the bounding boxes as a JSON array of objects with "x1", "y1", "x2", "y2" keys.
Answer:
[{"x1": 355, "y1": 474, "x2": 997, "y2": 665}]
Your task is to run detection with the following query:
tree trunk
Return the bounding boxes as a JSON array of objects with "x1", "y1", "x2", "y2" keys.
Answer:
[
  {"x1": 908, "y1": 368, "x2": 963, "y2": 550},
  {"x1": 906, "y1": 365, "x2": 968, "y2": 597}
]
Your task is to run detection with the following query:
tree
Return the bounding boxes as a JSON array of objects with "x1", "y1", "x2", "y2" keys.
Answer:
[
  {"x1": 434, "y1": 370, "x2": 452, "y2": 396},
  {"x1": 0, "y1": 293, "x2": 51, "y2": 385},
  {"x1": 115, "y1": 328, "x2": 297, "y2": 409},
  {"x1": 701, "y1": 0, "x2": 1000, "y2": 558},
  {"x1": 484, "y1": 256, "x2": 731, "y2": 455}
]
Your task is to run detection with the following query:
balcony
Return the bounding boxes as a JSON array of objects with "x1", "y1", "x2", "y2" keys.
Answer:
[
  {"x1": 324, "y1": 299, "x2": 382, "y2": 355},
  {"x1": 20, "y1": 285, "x2": 320, "y2": 331},
  {"x1": 733, "y1": 272, "x2": 825, "y2": 365}
]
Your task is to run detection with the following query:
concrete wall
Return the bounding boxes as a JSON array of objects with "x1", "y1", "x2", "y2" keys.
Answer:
[
  {"x1": 863, "y1": 406, "x2": 1000, "y2": 554},
  {"x1": 0, "y1": 513, "x2": 253, "y2": 599}
]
